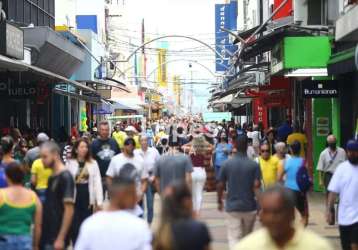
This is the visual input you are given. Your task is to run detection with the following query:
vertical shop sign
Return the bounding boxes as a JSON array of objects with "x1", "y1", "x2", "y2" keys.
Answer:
[
  {"x1": 253, "y1": 98, "x2": 268, "y2": 127},
  {"x1": 215, "y1": 1, "x2": 238, "y2": 72}
]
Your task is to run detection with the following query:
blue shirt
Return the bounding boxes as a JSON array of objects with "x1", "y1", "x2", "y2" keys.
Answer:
[
  {"x1": 215, "y1": 143, "x2": 232, "y2": 167},
  {"x1": 284, "y1": 157, "x2": 304, "y2": 191},
  {"x1": 0, "y1": 163, "x2": 8, "y2": 188}
]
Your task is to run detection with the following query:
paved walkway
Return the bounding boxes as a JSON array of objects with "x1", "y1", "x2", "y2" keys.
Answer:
[{"x1": 199, "y1": 192, "x2": 342, "y2": 250}]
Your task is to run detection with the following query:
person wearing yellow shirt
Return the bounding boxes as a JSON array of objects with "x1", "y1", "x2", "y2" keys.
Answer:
[
  {"x1": 112, "y1": 122, "x2": 127, "y2": 149},
  {"x1": 235, "y1": 185, "x2": 333, "y2": 250},
  {"x1": 124, "y1": 125, "x2": 141, "y2": 149},
  {"x1": 287, "y1": 123, "x2": 307, "y2": 158},
  {"x1": 155, "y1": 127, "x2": 167, "y2": 145},
  {"x1": 31, "y1": 158, "x2": 53, "y2": 203},
  {"x1": 258, "y1": 143, "x2": 280, "y2": 188}
]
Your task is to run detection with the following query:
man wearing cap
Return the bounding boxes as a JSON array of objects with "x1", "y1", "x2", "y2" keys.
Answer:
[
  {"x1": 125, "y1": 125, "x2": 141, "y2": 149},
  {"x1": 327, "y1": 139, "x2": 358, "y2": 250},
  {"x1": 107, "y1": 138, "x2": 148, "y2": 207},
  {"x1": 24, "y1": 132, "x2": 50, "y2": 168}
]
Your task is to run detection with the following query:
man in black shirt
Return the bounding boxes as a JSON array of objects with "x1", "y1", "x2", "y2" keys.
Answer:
[
  {"x1": 40, "y1": 141, "x2": 75, "y2": 250},
  {"x1": 91, "y1": 121, "x2": 120, "y2": 178}
]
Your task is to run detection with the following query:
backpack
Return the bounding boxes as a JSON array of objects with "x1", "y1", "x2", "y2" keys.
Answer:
[{"x1": 296, "y1": 159, "x2": 312, "y2": 193}]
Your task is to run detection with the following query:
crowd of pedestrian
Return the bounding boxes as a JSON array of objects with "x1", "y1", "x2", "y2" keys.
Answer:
[{"x1": 0, "y1": 116, "x2": 357, "y2": 250}]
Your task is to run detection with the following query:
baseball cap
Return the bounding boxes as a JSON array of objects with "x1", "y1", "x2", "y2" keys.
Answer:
[
  {"x1": 346, "y1": 139, "x2": 358, "y2": 151},
  {"x1": 37, "y1": 132, "x2": 49, "y2": 143}
]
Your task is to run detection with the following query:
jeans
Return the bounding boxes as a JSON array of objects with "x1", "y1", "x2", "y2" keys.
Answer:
[
  {"x1": 225, "y1": 211, "x2": 257, "y2": 250},
  {"x1": 36, "y1": 188, "x2": 47, "y2": 204},
  {"x1": 0, "y1": 234, "x2": 32, "y2": 250},
  {"x1": 215, "y1": 165, "x2": 221, "y2": 180},
  {"x1": 146, "y1": 182, "x2": 156, "y2": 224},
  {"x1": 191, "y1": 167, "x2": 207, "y2": 212}
]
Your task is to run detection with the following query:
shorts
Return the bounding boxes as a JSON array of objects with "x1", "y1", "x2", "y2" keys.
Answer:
[
  {"x1": 292, "y1": 190, "x2": 308, "y2": 217},
  {"x1": 339, "y1": 222, "x2": 358, "y2": 250}
]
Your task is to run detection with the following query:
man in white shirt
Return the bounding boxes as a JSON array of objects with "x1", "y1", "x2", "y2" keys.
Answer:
[
  {"x1": 327, "y1": 139, "x2": 358, "y2": 250},
  {"x1": 107, "y1": 138, "x2": 148, "y2": 202},
  {"x1": 75, "y1": 173, "x2": 152, "y2": 250},
  {"x1": 135, "y1": 134, "x2": 160, "y2": 224},
  {"x1": 317, "y1": 135, "x2": 346, "y2": 190}
]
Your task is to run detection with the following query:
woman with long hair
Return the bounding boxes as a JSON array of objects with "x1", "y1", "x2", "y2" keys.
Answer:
[
  {"x1": 153, "y1": 181, "x2": 211, "y2": 250},
  {"x1": 0, "y1": 162, "x2": 42, "y2": 250},
  {"x1": 0, "y1": 136, "x2": 17, "y2": 188},
  {"x1": 66, "y1": 138, "x2": 103, "y2": 244},
  {"x1": 189, "y1": 135, "x2": 207, "y2": 215}
]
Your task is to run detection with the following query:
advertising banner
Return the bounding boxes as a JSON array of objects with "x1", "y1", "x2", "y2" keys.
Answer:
[
  {"x1": 215, "y1": 0, "x2": 238, "y2": 72},
  {"x1": 203, "y1": 112, "x2": 232, "y2": 122},
  {"x1": 157, "y1": 48, "x2": 168, "y2": 88}
]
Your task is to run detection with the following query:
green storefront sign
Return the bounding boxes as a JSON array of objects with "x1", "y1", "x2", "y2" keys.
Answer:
[{"x1": 271, "y1": 36, "x2": 331, "y2": 75}]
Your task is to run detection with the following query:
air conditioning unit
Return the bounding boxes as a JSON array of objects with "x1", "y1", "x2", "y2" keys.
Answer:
[{"x1": 293, "y1": 0, "x2": 308, "y2": 25}]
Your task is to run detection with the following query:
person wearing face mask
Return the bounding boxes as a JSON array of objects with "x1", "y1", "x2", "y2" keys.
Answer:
[
  {"x1": 327, "y1": 139, "x2": 358, "y2": 250},
  {"x1": 317, "y1": 135, "x2": 346, "y2": 193}
]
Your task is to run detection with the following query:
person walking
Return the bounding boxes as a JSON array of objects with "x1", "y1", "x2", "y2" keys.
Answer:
[
  {"x1": 112, "y1": 122, "x2": 127, "y2": 150},
  {"x1": 287, "y1": 123, "x2": 307, "y2": 158},
  {"x1": 235, "y1": 185, "x2": 333, "y2": 250},
  {"x1": 0, "y1": 136, "x2": 17, "y2": 188},
  {"x1": 153, "y1": 181, "x2": 212, "y2": 250},
  {"x1": 317, "y1": 135, "x2": 346, "y2": 191},
  {"x1": 257, "y1": 143, "x2": 280, "y2": 189},
  {"x1": 327, "y1": 139, "x2": 358, "y2": 250},
  {"x1": 39, "y1": 141, "x2": 75, "y2": 250},
  {"x1": 91, "y1": 121, "x2": 120, "y2": 192},
  {"x1": 66, "y1": 138, "x2": 103, "y2": 244},
  {"x1": 213, "y1": 133, "x2": 232, "y2": 180},
  {"x1": 62, "y1": 136, "x2": 76, "y2": 164},
  {"x1": 0, "y1": 162, "x2": 42, "y2": 250},
  {"x1": 217, "y1": 135, "x2": 261, "y2": 249},
  {"x1": 75, "y1": 168, "x2": 152, "y2": 250},
  {"x1": 189, "y1": 135, "x2": 207, "y2": 215},
  {"x1": 24, "y1": 132, "x2": 50, "y2": 169},
  {"x1": 278, "y1": 141, "x2": 309, "y2": 226},
  {"x1": 31, "y1": 158, "x2": 53, "y2": 203},
  {"x1": 154, "y1": 146, "x2": 193, "y2": 194},
  {"x1": 135, "y1": 134, "x2": 160, "y2": 224},
  {"x1": 107, "y1": 138, "x2": 148, "y2": 214}
]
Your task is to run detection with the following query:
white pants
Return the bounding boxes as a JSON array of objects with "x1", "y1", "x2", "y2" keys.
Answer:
[{"x1": 191, "y1": 167, "x2": 207, "y2": 212}]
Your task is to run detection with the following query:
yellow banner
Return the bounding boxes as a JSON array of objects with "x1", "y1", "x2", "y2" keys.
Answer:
[
  {"x1": 157, "y1": 49, "x2": 167, "y2": 88},
  {"x1": 173, "y1": 75, "x2": 181, "y2": 105}
]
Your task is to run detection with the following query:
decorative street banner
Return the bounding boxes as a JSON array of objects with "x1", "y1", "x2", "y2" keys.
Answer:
[{"x1": 215, "y1": 0, "x2": 238, "y2": 72}]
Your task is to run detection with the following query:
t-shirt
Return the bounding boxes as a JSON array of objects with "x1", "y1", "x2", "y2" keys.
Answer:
[
  {"x1": 172, "y1": 219, "x2": 211, "y2": 250},
  {"x1": 75, "y1": 211, "x2": 152, "y2": 250},
  {"x1": 284, "y1": 157, "x2": 304, "y2": 192},
  {"x1": 134, "y1": 147, "x2": 160, "y2": 174},
  {"x1": 316, "y1": 147, "x2": 346, "y2": 174},
  {"x1": 112, "y1": 130, "x2": 127, "y2": 149},
  {"x1": 215, "y1": 143, "x2": 233, "y2": 166},
  {"x1": 287, "y1": 133, "x2": 308, "y2": 158},
  {"x1": 328, "y1": 161, "x2": 358, "y2": 226},
  {"x1": 154, "y1": 154, "x2": 193, "y2": 192},
  {"x1": 41, "y1": 170, "x2": 75, "y2": 246},
  {"x1": 31, "y1": 159, "x2": 53, "y2": 190},
  {"x1": 91, "y1": 138, "x2": 120, "y2": 178},
  {"x1": 234, "y1": 226, "x2": 333, "y2": 250},
  {"x1": 219, "y1": 153, "x2": 261, "y2": 212},
  {"x1": 107, "y1": 153, "x2": 148, "y2": 197},
  {"x1": 258, "y1": 156, "x2": 280, "y2": 188}
]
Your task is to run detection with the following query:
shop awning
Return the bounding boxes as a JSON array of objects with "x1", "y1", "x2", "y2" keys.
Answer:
[
  {"x1": 0, "y1": 54, "x2": 96, "y2": 93},
  {"x1": 110, "y1": 98, "x2": 144, "y2": 111},
  {"x1": 52, "y1": 88, "x2": 100, "y2": 104},
  {"x1": 82, "y1": 79, "x2": 130, "y2": 93},
  {"x1": 327, "y1": 46, "x2": 358, "y2": 75}
]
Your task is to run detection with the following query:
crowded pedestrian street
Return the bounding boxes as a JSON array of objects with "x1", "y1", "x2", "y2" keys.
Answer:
[{"x1": 1, "y1": 0, "x2": 358, "y2": 250}]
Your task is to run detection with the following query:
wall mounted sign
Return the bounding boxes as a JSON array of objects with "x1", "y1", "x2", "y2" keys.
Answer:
[
  {"x1": 0, "y1": 81, "x2": 49, "y2": 100},
  {"x1": 302, "y1": 80, "x2": 339, "y2": 98},
  {"x1": 0, "y1": 21, "x2": 24, "y2": 60}
]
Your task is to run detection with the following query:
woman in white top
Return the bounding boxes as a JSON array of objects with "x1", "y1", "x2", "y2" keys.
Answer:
[{"x1": 66, "y1": 138, "x2": 103, "y2": 244}]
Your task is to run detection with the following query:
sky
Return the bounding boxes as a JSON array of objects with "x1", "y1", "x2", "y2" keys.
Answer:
[{"x1": 123, "y1": 0, "x2": 224, "y2": 113}]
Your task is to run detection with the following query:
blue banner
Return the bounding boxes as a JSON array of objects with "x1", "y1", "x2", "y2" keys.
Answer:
[{"x1": 215, "y1": 1, "x2": 238, "y2": 72}]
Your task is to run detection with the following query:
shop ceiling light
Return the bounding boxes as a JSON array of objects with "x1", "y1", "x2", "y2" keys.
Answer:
[{"x1": 284, "y1": 68, "x2": 328, "y2": 77}]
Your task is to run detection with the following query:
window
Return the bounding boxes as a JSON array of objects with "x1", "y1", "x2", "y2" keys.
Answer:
[{"x1": 307, "y1": 0, "x2": 339, "y2": 25}]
